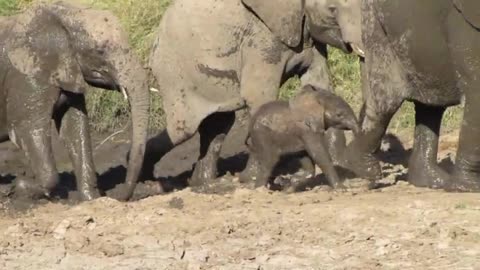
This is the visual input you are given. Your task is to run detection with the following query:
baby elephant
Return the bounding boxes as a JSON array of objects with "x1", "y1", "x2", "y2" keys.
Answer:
[{"x1": 242, "y1": 85, "x2": 359, "y2": 190}]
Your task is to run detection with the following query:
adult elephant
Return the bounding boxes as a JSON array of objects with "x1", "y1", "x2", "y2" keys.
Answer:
[
  {"x1": 0, "y1": 2, "x2": 149, "y2": 201},
  {"x1": 148, "y1": 0, "x2": 362, "y2": 186},
  {"x1": 344, "y1": 0, "x2": 480, "y2": 191}
]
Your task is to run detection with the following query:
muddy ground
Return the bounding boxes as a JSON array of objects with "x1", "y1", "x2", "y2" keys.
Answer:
[{"x1": 1, "y1": 119, "x2": 479, "y2": 269}]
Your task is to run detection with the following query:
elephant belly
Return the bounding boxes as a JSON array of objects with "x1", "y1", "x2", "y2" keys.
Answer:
[
  {"x1": 153, "y1": 0, "x2": 249, "y2": 103},
  {"x1": 378, "y1": 0, "x2": 462, "y2": 106}
]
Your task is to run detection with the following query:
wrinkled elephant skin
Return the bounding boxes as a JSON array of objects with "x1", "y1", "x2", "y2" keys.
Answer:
[
  {"x1": 241, "y1": 85, "x2": 359, "y2": 189},
  {"x1": 345, "y1": 0, "x2": 480, "y2": 192},
  {"x1": 148, "y1": 0, "x2": 362, "y2": 185},
  {"x1": 0, "y1": 2, "x2": 149, "y2": 201}
]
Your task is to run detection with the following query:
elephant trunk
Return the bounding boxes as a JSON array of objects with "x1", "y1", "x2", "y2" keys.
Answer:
[
  {"x1": 114, "y1": 52, "x2": 150, "y2": 201},
  {"x1": 348, "y1": 119, "x2": 361, "y2": 136}
]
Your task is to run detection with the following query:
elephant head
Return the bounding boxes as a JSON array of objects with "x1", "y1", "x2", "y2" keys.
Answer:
[
  {"x1": 291, "y1": 85, "x2": 359, "y2": 134},
  {"x1": 241, "y1": 0, "x2": 363, "y2": 56},
  {"x1": 35, "y1": 2, "x2": 149, "y2": 200}
]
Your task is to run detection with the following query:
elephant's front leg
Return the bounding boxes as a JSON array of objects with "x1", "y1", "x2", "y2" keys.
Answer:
[
  {"x1": 190, "y1": 112, "x2": 235, "y2": 187},
  {"x1": 303, "y1": 132, "x2": 345, "y2": 190},
  {"x1": 14, "y1": 124, "x2": 59, "y2": 198},
  {"x1": 300, "y1": 45, "x2": 346, "y2": 165},
  {"x1": 445, "y1": 9, "x2": 480, "y2": 192},
  {"x1": 448, "y1": 95, "x2": 480, "y2": 192},
  {"x1": 408, "y1": 102, "x2": 448, "y2": 189},
  {"x1": 55, "y1": 92, "x2": 100, "y2": 200}
]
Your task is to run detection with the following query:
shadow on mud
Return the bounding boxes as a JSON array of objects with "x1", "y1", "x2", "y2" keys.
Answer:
[{"x1": 0, "y1": 132, "x2": 457, "y2": 208}]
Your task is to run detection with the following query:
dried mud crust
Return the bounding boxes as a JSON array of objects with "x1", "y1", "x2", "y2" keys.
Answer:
[
  {"x1": 1, "y1": 184, "x2": 480, "y2": 269},
  {"x1": 0, "y1": 129, "x2": 479, "y2": 269}
]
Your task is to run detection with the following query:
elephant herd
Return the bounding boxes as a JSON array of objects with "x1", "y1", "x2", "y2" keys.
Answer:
[{"x1": 0, "y1": 0, "x2": 479, "y2": 202}]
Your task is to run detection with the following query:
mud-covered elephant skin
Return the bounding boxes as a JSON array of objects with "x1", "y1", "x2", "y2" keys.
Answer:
[
  {"x1": 0, "y1": 2, "x2": 149, "y2": 201},
  {"x1": 147, "y1": 0, "x2": 362, "y2": 186},
  {"x1": 344, "y1": 0, "x2": 480, "y2": 192},
  {"x1": 240, "y1": 85, "x2": 359, "y2": 189}
]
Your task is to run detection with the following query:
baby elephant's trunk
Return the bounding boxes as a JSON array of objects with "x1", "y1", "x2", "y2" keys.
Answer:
[{"x1": 347, "y1": 119, "x2": 361, "y2": 135}]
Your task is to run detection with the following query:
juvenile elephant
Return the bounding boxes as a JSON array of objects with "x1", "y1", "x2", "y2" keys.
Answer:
[
  {"x1": 242, "y1": 85, "x2": 359, "y2": 189},
  {"x1": 0, "y1": 2, "x2": 149, "y2": 200},
  {"x1": 344, "y1": 0, "x2": 480, "y2": 191},
  {"x1": 148, "y1": 0, "x2": 362, "y2": 186}
]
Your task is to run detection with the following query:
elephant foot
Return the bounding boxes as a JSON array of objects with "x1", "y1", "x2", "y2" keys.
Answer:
[
  {"x1": 331, "y1": 181, "x2": 348, "y2": 191},
  {"x1": 107, "y1": 183, "x2": 131, "y2": 201},
  {"x1": 14, "y1": 178, "x2": 49, "y2": 199},
  {"x1": 189, "y1": 134, "x2": 225, "y2": 187},
  {"x1": 444, "y1": 171, "x2": 480, "y2": 193},
  {"x1": 190, "y1": 159, "x2": 217, "y2": 187},
  {"x1": 239, "y1": 165, "x2": 258, "y2": 185},
  {"x1": 239, "y1": 154, "x2": 261, "y2": 184},
  {"x1": 78, "y1": 186, "x2": 101, "y2": 201},
  {"x1": 298, "y1": 156, "x2": 316, "y2": 177},
  {"x1": 343, "y1": 146, "x2": 382, "y2": 180},
  {"x1": 407, "y1": 160, "x2": 448, "y2": 189}
]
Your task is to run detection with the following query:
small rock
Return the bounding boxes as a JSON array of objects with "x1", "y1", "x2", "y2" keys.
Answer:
[{"x1": 53, "y1": 219, "x2": 71, "y2": 240}]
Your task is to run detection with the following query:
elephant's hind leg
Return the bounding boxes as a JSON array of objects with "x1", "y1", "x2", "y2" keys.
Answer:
[
  {"x1": 190, "y1": 112, "x2": 235, "y2": 187},
  {"x1": 54, "y1": 92, "x2": 100, "y2": 201},
  {"x1": 408, "y1": 102, "x2": 448, "y2": 189}
]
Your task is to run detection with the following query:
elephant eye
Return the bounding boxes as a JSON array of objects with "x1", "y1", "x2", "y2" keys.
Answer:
[{"x1": 328, "y1": 5, "x2": 338, "y2": 16}]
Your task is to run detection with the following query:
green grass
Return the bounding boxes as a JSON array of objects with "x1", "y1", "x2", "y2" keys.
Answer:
[
  {"x1": 1, "y1": 0, "x2": 463, "y2": 133},
  {"x1": 0, "y1": 0, "x2": 21, "y2": 15}
]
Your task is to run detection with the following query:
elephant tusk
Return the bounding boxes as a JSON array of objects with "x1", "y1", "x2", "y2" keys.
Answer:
[
  {"x1": 121, "y1": 86, "x2": 128, "y2": 101},
  {"x1": 351, "y1": 43, "x2": 365, "y2": 58},
  {"x1": 150, "y1": 87, "x2": 159, "y2": 93}
]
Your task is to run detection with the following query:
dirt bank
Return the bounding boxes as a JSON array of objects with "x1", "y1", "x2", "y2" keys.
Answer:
[{"x1": 1, "y1": 126, "x2": 479, "y2": 269}]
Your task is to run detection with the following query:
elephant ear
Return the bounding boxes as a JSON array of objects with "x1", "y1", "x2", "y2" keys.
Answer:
[
  {"x1": 8, "y1": 5, "x2": 86, "y2": 94},
  {"x1": 453, "y1": 0, "x2": 480, "y2": 29},
  {"x1": 290, "y1": 89, "x2": 325, "y2": 133},
  {"x1": 241, "y1": 0, "x2": 305, "y2": 47}
]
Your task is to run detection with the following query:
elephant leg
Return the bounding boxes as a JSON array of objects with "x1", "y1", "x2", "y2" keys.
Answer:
[
  {"x1": 14, "y1": 125, "x2": 59, "y2": 198},
  {"x1": 448, "y1": 96, "x2": 480, "y2": 192},
  {"x1": 408, "y1": 102, "x2": 448, "y2": 189},
  {"x1": 344, "y1": 101, "x2": 401, "y2": 180},
  {"x1": 251, "y1": 145, "x2": 280, "y2": 189},
  {"x1": 303, "y1": 132, "x2": 345, "y2": 190},
  {"x1": 54, "y1": 92, "x2": 100, "y2": 200},
  {"x1": 300, "y1": 44, "x2": 347, "y2": 165},
  {"x1": 239, "y1": 151, "x2": 261, "y2": 184},
  {"x1": 324, "y1": 129, "x2": 347, "y2": 165},
  {"x1": 143, "y1": 130, "x2": 175, "y2": 180},
  {"x1": 298, "y1": 155, "x2": 316, "y2": 177},
  {"x1": 444, "y1": 8, "x2": 480, "y2": 192},
  {"x1": 190, "y1": 112, "x2": 235, "y2": 187}
]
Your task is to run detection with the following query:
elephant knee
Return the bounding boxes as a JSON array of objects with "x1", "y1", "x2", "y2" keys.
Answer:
[{"x1": 361, "y1": 104, "x2": 392, "y2": 132}]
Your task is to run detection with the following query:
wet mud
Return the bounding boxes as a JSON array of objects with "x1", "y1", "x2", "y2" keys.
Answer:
[{"x1": 1, "y1": 125, "x2": 478, "y2": 269}]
